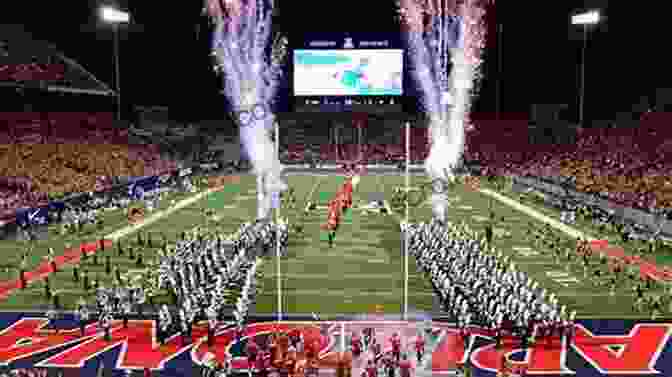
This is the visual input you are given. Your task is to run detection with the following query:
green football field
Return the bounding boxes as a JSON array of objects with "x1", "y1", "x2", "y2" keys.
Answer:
[{"x1": 0, "y1": 173, "x2": 670, "y2": 320}]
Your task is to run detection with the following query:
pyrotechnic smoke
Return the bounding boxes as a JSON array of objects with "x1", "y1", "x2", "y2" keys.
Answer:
[
  {"x1": 399, "y1": 0, "x2": 488, "y2": 181},
  {"x1": 399, "y1": 0, "x2": 489, "y2": 221},
  {"x1": 206, "y1": 0, "x2": 288, "y2": 219}
]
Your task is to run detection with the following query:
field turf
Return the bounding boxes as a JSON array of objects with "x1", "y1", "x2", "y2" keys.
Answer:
[{"x1": 0, "y1": 173, "x2": 669, "y2": 320}]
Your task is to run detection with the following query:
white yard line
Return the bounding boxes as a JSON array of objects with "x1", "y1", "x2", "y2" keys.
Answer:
[
  {"x1": 478, "y1": 188, "x2": 593, "y2": 241},
  {"x1": 105, "y1": 188, "x2": 219, "y2": 242},
  {"x1": 307, "y1": 176, "x2": 326, "y2": 202}
]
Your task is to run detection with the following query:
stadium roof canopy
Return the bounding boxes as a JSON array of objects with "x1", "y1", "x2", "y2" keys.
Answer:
[{"x1": 0, "y1": 24, "x2": 114, "y2": 96}]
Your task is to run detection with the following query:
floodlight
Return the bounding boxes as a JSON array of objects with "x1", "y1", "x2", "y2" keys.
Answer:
[
  {"x1": 101, "y1": 7, "x2": 130, "y2": 23},
  {"x1": 571, "y1": 11, "x2": 600, "y2": 25}
]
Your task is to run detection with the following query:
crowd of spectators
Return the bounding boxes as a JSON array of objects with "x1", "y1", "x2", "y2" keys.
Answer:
[
  {"x1": 466, "y1": 112, "x2": 672, "y2": 213},
  {"x1": 0, "y1": 112, "x2": 179, "y2": 222},
  {"x1": 279, "y1": 112, "x2": 672, "y2": 215}
]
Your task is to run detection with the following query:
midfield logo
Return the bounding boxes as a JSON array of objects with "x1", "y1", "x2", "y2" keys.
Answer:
[{"x1": 0, "y1": 318, "x2": 670, "y2": 375}]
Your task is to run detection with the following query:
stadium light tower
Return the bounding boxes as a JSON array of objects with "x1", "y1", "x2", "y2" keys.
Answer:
[
  {"x1": 100, "y1": 6, "x2": 130, "y2": 122},
  {"x1": 571, "y1": 10, "x2": 600, "y2": 127}
]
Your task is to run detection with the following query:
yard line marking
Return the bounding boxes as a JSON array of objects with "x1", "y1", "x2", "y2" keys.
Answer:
[
  {"x1": 105, "y1": 188, "x2": 220, "y2": 242},
  {"x1": 478, "y1": 188, "x2": 592, "y2": 241}
]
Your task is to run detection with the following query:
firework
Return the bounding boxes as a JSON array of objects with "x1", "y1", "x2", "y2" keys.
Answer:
[
  {"x1": 206, "y1": 0, "x2": 288, "y2": 220},
  {"x1": 398, "y1": 0, "x2": 490, "y2": 222}
]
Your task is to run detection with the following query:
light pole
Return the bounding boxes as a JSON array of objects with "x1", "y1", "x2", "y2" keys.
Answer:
[
  {"x1": 571, "y1": 10, "x2": 600, "y2": 127},
  {"x1": 100, "y1": 7, "x2": 130, "y2": 121}
]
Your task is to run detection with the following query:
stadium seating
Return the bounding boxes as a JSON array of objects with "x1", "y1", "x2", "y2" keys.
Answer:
[
  {"x1": 464, "y1": 113, "x2": 672, "y2": 212},
  {"x1": 0, "y1": 111, "x2": 180, "y2": 219}
]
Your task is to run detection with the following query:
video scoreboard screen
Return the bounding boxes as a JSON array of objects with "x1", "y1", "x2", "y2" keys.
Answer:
[
  {"x1": 293, "y1": 49, "x2": 403, "y2": 96},
  {"x1": 292, "y1": 33, "x2": 405, "y2": 113}
]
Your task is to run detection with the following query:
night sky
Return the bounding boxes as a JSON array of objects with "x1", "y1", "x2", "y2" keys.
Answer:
[{"x1": 4, "y1": 0, "x2": 669, "y2": 122}]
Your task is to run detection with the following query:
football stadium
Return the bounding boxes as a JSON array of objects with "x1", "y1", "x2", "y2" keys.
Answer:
[{"x1": 1, "y1": 1, "x2": 672, "y2": 377}]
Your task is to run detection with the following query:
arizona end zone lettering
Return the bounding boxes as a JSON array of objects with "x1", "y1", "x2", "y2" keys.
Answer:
[{"x1": 0, "y1": 318, "x2": 670, "y2": 375}]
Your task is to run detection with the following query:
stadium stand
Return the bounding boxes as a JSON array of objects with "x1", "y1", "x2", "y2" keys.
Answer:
[
  {"x1": 0, "y1": 28, "x2": 181, "y2": 226},
  {"x1": 465, "y1": 112, "x2": 672, "y2": 214}
]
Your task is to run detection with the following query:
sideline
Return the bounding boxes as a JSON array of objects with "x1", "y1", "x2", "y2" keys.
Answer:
[
  {"x1": 105, "y1": 188, "x2": 218, "y2": 242},
  {"x1": 478, "y1": 188, "x2": 593, "y2": 241}
]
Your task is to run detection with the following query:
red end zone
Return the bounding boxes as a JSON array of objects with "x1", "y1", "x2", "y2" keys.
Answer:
[{"x1": 0, "y1": 318, "x2": 670, "y2": 375}]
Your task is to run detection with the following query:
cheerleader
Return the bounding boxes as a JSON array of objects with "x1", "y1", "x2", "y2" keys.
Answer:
[
  {"x1": 350, "y1": 331, "x2": 362, "y2": 357},
  {"x1": 100, "y1": 312, "x2": 112, "y2": 342},
  {"x1": 246, "y1": 338, "x2": 259, "y2": 377},
  {"x1": 414, "y1": 334, "x2": 425, "y2": 363},
  {"x1": 390, "y1": 332, "x2": 401, "y2": 363}
]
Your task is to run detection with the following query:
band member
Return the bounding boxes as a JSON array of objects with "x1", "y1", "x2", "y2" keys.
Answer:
[{"x1": 179, "y1": 310, "x2": 190, "y2": 346}]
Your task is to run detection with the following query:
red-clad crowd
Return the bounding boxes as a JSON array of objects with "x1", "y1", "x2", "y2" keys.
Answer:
[
  {"x1": 466, "y1": 113, "x2": 672, "y2": 212},
  {"x1": 283, "y1": 112, "x2": 672, "y2": 213},
  {"x1": 0, "y1": 112, "x2": 178, "y2": 222}
]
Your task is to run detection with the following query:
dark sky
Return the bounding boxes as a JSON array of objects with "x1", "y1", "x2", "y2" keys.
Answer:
[{"x1": 4, "y1": 0, "x2": 670, "y2": 121}]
